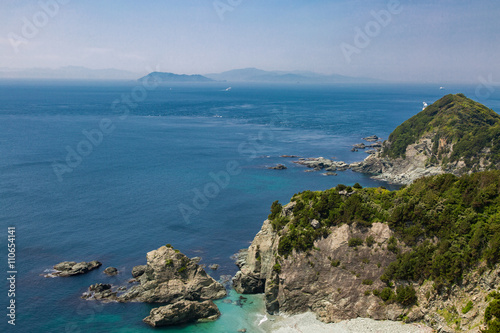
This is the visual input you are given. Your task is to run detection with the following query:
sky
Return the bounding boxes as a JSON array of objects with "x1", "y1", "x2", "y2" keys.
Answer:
[{"x1": 0, "y1": 0, "x2": 499, "y2": 83}]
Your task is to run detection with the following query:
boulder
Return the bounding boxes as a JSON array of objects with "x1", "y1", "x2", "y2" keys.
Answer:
[
  {"x1": 143, "y1": 300, "x2": 220, "y2": 327},
  {"x1": 208, "y1": 264, "x2": 219, "y2": 270},
  {"x1": 131, "y1": 265, "x2": 147, "y2": 278}
]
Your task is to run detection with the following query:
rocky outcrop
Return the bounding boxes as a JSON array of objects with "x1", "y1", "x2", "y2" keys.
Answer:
[
  {"x1": 234, "y1": 217, "x2": 402, "y2": 320},
  {"x1": 83, "y1": 245, "x2": 226, "y2": 304},
  {"x1": 143, "y1": 300, "x2": 220, "y2": 327},
  {"x1": 49, "y1": 261, "x2": 102, "y2": 277},
  {"x1": 349, "y1": 138, "x2": 446, "y2": 185},
  {"x1": 293, "y1": 157, "x2": 349, "y2": 172}
]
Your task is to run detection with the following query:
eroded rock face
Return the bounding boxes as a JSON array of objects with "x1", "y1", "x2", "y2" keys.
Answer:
[
  {"x1": 349, "y1": 136, "x2": 447, "y2": 185},
  {"x1": 234, "y1": 218, "x2": 403, "y2": 321},
  {"x1": 51, "y1": 261, "x2": 102, "y2": 277},
  {"x1": 143, "y1": 300, "x2": 220, "y2": 327},
  {"x1": 84, "y1": 246, "x2": 226, "y2": 304}
]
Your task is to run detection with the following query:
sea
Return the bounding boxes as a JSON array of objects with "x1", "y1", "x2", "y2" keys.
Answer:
[{"x1": 1, "y1": 80, "x2": 499, "y2": 333}]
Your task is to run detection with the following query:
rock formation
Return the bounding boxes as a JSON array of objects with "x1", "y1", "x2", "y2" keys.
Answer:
[
  {"x1": 49, "y1": 260, "x2": 102, "y2": 277},
  {"x1": 81, "y1": 245, "x2": 227, "y2": 327},
  {"x1": 143, "y1": 300, "x2": 220, "y2": 327}
]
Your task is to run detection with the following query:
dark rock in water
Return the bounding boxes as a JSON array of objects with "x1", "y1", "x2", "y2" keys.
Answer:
[
  {"x1": 82, "y1": 283, "x2": 117, "y2": 300},
  {"x1": 365, "y1": 149, "x2": 377, "y2": 154},
  {"x1": 353, "y1": 143, "x2": 366, "y2": 149},
  {"x1": 322, "y1": 172, "x2": 337, "y2": 176},
  {"x1": 51, "y1": 260, "x2": 102, "y2": 277},
  {"x1": 268, "y1": 164, "x2": 287, "y2": 170},
  {"x1": 131, "y1": 265, "x2": 147, "y2": 278},
  {"x1": 280, "y1": 155, "x2": 299, "y2": 158},
  {"x1": 351, "y1": 148, "x2": 358, "y2": 152},
  {"x1": 103, "y1": 267, "x2": 118, "y2": 276},
  {"x1": 363, "y1": 135, "x2": 379, "y2": 142},
  {"x1": 208, "y1": 264, "x2": 220, "y2": 270},
  {"x1": 143, "y1": 300, "x2": 220, "y2": 327},
  {"x1": 238, "y1": 329, "x2": 247, "y2": 333}
]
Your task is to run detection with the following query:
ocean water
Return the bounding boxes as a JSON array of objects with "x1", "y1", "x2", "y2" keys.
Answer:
[{"x1": 1, "y1": 81, "x2": 499, "y2": 332}]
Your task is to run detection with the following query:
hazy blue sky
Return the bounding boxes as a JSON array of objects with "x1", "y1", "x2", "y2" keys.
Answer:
[{"x1": 1, "y1": 0, "x2": 499, "y2": 82}]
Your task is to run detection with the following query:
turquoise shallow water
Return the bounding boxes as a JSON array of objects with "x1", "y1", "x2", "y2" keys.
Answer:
[{"x1": 0, "y1": 81, "x2": 499, "y2": 332}]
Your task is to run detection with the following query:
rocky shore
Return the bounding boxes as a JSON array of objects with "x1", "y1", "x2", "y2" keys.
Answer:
[{"x1": 81, "y1": 245, "x2": 227, "y2": 327}]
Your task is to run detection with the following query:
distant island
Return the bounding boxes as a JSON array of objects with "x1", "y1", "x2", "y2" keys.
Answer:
[{"x1": 138, "y1": 72, "x2": 215, "y2": 83}]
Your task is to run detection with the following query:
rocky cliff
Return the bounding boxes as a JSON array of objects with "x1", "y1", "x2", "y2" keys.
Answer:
[
  {"x1": 234, "y1": 171, "x2": 500, "y2": 332},
  {"x1": 351, "y1": 94, "x2": 500, "y2": 184}
]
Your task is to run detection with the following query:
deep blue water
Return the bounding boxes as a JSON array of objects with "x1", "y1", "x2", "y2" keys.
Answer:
[{"x1": 1, "y1": 81, "x2": 499, "y2": 332}]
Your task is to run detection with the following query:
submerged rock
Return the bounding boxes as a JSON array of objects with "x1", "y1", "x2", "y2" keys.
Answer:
[
  {"x1": 143, "y1": 300, "x2": 220, "y2": 327},
  {"x1": 51, "y1": 260, "x2": 102, "y2": 277},
  {"x1": 268, "y1": 164, "x2": 287, "y2": 170}
]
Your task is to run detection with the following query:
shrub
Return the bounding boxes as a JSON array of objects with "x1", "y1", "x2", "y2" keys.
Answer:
[
  {"x1": 330, "y1": 259, "x2": 340, "y2": 267},
  {"x1": 396, "y1": 285, "x2": 417, "y2": 306},
  {"x1": 177, "y1": 266, "x2": 187, "y2": 273},
  {"x1": 365, "y1": 235, "x2": 375, "y2": 247},
  {"x1": 380, "y1": 287, "x2": 394, "y2": 302},
  {"x1": 268, "y1": 200, "x2": 283, "y2": 221},
  {"x1": 353, "y1": 183, "x2": 363, "y2": 189},
  {"x1": 348, "y1": 237, "x2": 364, "y2": 247},
  {"x1": 165, "y1": 244, "x2": 173, "y2": 248},
  {"x1": 273, "y1": 263, "x2": 281, "y2": 274},
  {"x1": 462, "y1": 300, "x2": 473, "y2": 314},
  {"x1": 165, "y1": 259, "x2": 173, "y2": 266},
  {"x1": 362, "y1": 279, "x2": 373, "y2": 285}
]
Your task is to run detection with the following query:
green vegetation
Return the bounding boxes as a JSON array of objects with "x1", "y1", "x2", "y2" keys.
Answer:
[
  {"x1": 462, "y1": 300, "x2": 473, "y2": 314},
  {"x1": 177, "y1": 266, "x2": 187, "y2": 273},
  {"x1": 165, "y1": 244, "x2": 173, "y2": 248},
  {"x1": 273, "y1": 263, "x2": 281, "y2": 274},
  {"x1": 484, "y1": 293, "x2": 500, "y2": 333},
  {"x1": 348, "y1": 237, "x2": 364, "y2": 247},
  {"x1": 380, "y1": 287, "x2": 394, "y2": 302},
  {"x1": 267, "y1": 170, "x2": 500, "y2": 292},
  {"x1": 362, "y1": 279, "x2": 373, "y2": 285},
  {"x1": 381, "y1": 94, "x2": 500, "y2": 170},
  {"x1": 395, "y1": 285, "x2": 417, "y2": 306},
  {"x1": 365, "y1": 235, "x2": 375, "y2": 247},
  {"x1": 165, "y1": 259, "x2": 173, "y2": 266},
  {"x1": 330, "y1": 259, "x2": 340, "y2": 267}
]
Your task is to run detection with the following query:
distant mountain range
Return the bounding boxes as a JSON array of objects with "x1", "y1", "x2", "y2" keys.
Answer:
[
  {"x1": 204, "y1": 68, "x2": 379, "y2": 83},
  {"x1": 138, "y1": 72, "x2": 214, "y2": 83},
  {"x1": 0, "y1": 66, "x2": 138, "y2": 80},
  {"x1": 0, "y1": 66, "x2": 379, "y2": 83}
]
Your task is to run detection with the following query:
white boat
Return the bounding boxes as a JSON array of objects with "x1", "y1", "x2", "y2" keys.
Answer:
[{"x1": 225, "y1": 87, "x2": 232, "y2": 91}]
